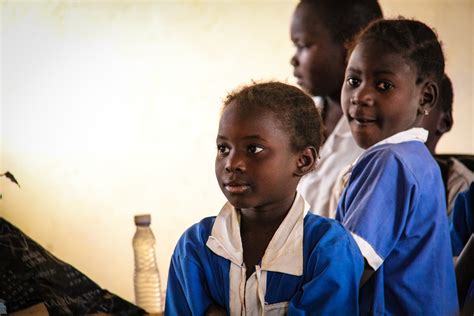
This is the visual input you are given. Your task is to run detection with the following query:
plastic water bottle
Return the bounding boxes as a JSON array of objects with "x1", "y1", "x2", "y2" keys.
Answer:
[{"x1": 133, "y1": 214, "x2": 163, "y2": 314}]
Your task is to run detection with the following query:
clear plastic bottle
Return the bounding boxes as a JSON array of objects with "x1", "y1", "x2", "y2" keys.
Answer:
[{"x1": 133, "y1": 214, "x2": 163, "y2": 314}]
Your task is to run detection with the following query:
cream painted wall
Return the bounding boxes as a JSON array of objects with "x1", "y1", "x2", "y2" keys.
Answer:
[
  {"x1": 0, "y1": 0, "x2": 473, "y2": 305},
  {"x1": 0, "y1": 0, "x2": 297, "y2": 303}
]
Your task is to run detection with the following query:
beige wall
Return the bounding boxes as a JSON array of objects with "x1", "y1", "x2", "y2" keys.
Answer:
[{"x1": 0, "y1": 0, "x2": 472, "y2": 304}]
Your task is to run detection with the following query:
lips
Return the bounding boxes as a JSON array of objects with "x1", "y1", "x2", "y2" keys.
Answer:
[
  {"x1": 223, "y1": 181, "x2": 251, "y2": 194},
  {"x1": 352, "y1": 117, "x2": 377, "y2": 125},
  {"x1": 348, "y1": 108, "x2": 377, "y2": 126},
  {"x1": 293, "y1": 72, "x2": 304, "y2": 85}
]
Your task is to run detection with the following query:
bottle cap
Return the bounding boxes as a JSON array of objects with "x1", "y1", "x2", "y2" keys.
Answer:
[{"x1": 134, "y1": 214, "x2": 151, "y2": 226}]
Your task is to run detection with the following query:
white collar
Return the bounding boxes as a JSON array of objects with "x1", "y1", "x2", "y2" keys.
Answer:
[
  {"x1": 351, "y1": 128, "x2": 428, "y2": 167},
  {"x1": 313, "y1": 96, "x2": 324, "y2": 111},
  {"x1": 206, "y1": 193, "x2": 309, "y2": 276},
  {"x1": 370, "y1": 127, "x2": 428, "y2": 149}
]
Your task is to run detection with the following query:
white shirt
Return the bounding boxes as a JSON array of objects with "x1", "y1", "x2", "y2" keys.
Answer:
[{"x1": 297, "y1": 97, "x2": 364, "y2": 217}]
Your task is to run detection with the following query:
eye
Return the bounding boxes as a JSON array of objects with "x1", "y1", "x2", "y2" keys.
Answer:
[
  {"x1": 346, "y1": 77, "x2": 360, "y2": 87},
  {"x1": 293, "y1": 43, "x2": 304, "y2": 51},
  {"x1": 293, "y1": 41, "x2": 312, "y2": 50},
  {"x1": 217, "y1": 144, "x2": 230, "y2": 155},
  {"x1": 376, "y1": 81, "x2": 394, "y2": 91},
  {"x1": 248, "y1": 145, "x2": 264, "y2": 154}
]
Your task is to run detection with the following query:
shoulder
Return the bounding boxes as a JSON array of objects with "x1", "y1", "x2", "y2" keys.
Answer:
[
  {"x1": 174, "y1": 216, "x2": 216, "y2": 255},
  {"x1": 361, "y1": 141, "x2": 430, "y2": 163},
  {"x1": 302, "y1": 213, "x2": 363, "y2": 273},
  {"x1": 449, "y1": 158, "x2": 474, "y2": 183},
  {"x1": 356, "y1": 142, "x2": 435, "y2": 177},
  {"x1": 303, "y1": 213, "x2": 355, "y2": 250}
]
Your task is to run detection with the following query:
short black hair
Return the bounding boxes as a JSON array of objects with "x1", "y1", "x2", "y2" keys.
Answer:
[
  {"x1": 223, "y1": 82, "x2": 323, "y2": 153},
  {"x1": 349, "y1": 18, "x2": 445, "y2": 85},
  {"x1": 299, "y1": 0, "x2": 383, "y2": 45},
  {"x1": 438, "y1": 74, "x2": 453, "y2": 113}
]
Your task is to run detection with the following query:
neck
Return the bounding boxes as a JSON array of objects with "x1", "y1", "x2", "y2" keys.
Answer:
[
  {"x1": 321, "y1": 97, "x2": 343, "y2": 140},
  {"x1": 239, "y1": 194, "x2": 295, "y2": 229},
  {"x1": 425, "y1": 137, "x2": 439, "y2": 155}
]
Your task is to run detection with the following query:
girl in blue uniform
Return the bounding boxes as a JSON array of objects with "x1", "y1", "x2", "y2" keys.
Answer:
[
  {"x1": 336, "y1": 18, "x2": 458, "y2": 315},
  {"x1": 450, "y1": 182, "x2": 474, "y2": 313},
  {"x1": 451, "y1": 182, "x2": 474, "y2": 257},
  {"x1": 165, "y1": 82, "x2": 364, "y2": 315}
]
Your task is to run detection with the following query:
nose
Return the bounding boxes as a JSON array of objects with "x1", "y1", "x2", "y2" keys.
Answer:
[
  {"x1": 350, "y1": 84, "x2": 374, "y2": 107},
  {"x1": 290, "y1": 53, "x2": 298, "y2": 67},
  {"x1": 224, "y1": 150, "x2": 246, "y2": 173}
]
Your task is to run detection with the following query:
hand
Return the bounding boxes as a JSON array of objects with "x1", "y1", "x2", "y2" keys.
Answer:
[{"x1": 205, "y1": 304, "x2": 227, "y2": 316}]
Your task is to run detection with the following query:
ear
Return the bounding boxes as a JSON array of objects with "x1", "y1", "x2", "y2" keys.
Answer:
[
  {"x1": 418, "y1": 80, "x2": 439, "y2": 116},
  {"x1": 437, "y1": 111, "x2": 453, "y2": 134},
  {"x1": 294, "y1": 146, "x2": 317, "y2": 177}
]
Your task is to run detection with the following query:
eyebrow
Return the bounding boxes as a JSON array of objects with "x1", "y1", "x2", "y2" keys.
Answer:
[
  {"x1": 346, "y1": 67, "x2": 361, "y2": 75},
  {"x1": 216, "y1": 135, "x2": 267, "y2": 141},
  {"x1": 346, "y1": 66, "x2": 396, "y2": 76},
  {"x1": 373, "y1": 70, "x2": 397, "y2": 76}
]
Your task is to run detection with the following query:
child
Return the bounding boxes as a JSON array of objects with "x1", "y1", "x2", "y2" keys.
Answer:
[
  {"x1": 165, "y1": 82, "x2": 364, "y2": 315},
  {"x1": 451, "y1": 182, "x2": 474, "y2": 258},
  {"x1": 420, "y1": 74, "x2": 474, "y2": 215},
  {"x1": 450, "y1": 182, "x2": 474, "y2": 313},
  {"x1": 290, "y1": 0, "x2": 383, "y2": 217},
  {"x1": 336, "y1": 19, "x2": 458, "y2": 314}
]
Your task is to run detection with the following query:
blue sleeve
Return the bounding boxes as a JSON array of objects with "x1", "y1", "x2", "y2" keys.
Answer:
[
  {"x1": 288, "y1": 222, "x2": 364, "y2": 314},
  {"x1": 338, "y1": 150, "x2": 416, "y2": 261},
  {"x1": 164, "y1": 226, "x2": 215, "y2": 315},
  {"x1": 450, "y1": 183, "x2": 474, "y2": 256}
]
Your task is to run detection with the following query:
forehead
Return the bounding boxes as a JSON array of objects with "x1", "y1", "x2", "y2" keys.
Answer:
[
  {"x1": 291, "y1": 3, "x2": 329, "y2": 37},
  {"x1": 218, "y1": 102, "x2": 287, "y2": 137},
  {"x1": 347, "y1": 40, "x2": 416, "y2": 78}
]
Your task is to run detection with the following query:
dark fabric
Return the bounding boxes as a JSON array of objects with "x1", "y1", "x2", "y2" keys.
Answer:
[
  {"x1": 435, "y1": 156, "x2": 453, "y2": 208},
  {"x1": 0, "y1": 217, "x2": 145, "y2": 315}
]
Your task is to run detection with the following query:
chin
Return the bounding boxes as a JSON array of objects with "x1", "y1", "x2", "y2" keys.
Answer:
[
  {"x1": 224, "y1": 195, "x2": 252, "y2": 209},
  {"x1": 307, "y1": 87, "x2": 320, "y2": 97},
  {"x1": 353, "y1": 135, "x2": 374, "y2": 150},
  {"x1": 227, "y1": 201, "x2": 252, "y2": 210},
  {"x1": 298, "y1": 84, "x2": 312, "y2": 96}
]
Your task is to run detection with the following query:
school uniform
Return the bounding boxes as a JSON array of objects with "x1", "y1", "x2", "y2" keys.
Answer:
[
  {"x1": 450, "y1": 182, "x2": 474, "y2": 256},
  {"x1": 336, "y1": 128, "x2": 458, "y2": 315},
  {"x1": 165, "y1": 194, "x2": 363, "y2": 315},
  {"x1": 450, "y1": 182, "x2": 474, "y2": 312}
]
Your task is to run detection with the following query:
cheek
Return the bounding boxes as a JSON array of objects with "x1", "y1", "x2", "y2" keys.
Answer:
[
  {"x1": 215, "y1": 158, "x2": 223, "y2": 178},
  {"x1": 340, "y1": 87, "x2": 350, "y2": 113},
  {"x1": 300, "y1": 49, "x2": 318, "y2": 69},
  {"x1": 384, "y1": 105, "x2": 417, "y2": 133},
  {"x1": 395, "y1": 97, "x2": 420, "y2": 121},
  {"x1": 307, "y1": 53, "x2": 322, "y2": 72}
]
